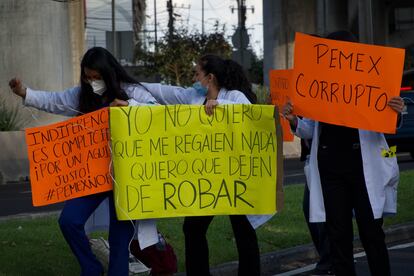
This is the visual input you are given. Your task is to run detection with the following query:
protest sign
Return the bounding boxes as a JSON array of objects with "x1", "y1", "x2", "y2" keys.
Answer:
[
  {"x1": 269, "y1": 69, "x2": 295, "y2": 141},
  {"x1": 292, "y1": 32, "x2": 405, "y2": 133},
  {"x1": 26, "y1": 108, "x2": 112, "y2": 206},
  {"x1": 110, "y1": 104, "x2": 279, "y2": 220}
]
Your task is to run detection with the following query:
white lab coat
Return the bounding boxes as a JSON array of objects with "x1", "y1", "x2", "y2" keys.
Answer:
[
  {"x1": 296, "y1": 118, "x2": 399, "y2": 223},
  {"x1": 24, "y1": 83, "x2": 160, "y2": 248},
  {"x1": 142, "y1": 83, "x2": 275, "y2": 229},
  {"x1": 24, "y1": 83, "x2": 157, "y2": 116},
  {"x1": 141, "y1": 83, "x2": 252, "y2": 105}
]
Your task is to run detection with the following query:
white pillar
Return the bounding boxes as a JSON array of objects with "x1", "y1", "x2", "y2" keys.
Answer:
[{"x1": 0, "y1": 0, "x2": 85, "y2": 181}]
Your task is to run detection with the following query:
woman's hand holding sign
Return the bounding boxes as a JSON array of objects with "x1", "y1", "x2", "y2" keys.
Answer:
[
  {"x1": 110, "y1": 98, "x2": 129, "y2": 107},
  {"x1": 282, "y1": 99, "x2": 298, "y2": 130},
  {"x1": 387, "y1": 96, "x2": 405, "y2": 113},
  {"x1": 205, "y1": 99, "x2": 218, "y2": 116}
]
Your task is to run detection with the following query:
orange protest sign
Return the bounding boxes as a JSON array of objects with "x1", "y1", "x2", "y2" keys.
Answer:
[
  {"x1": 292, "y1": 32, "x2": 405, "y2": 134},
  {"x1": 25, "y1": 108, "x2": 113, "y2": 206},
  {"x1": 269, "y1": 69, "x2": 294, "y2": 141}
]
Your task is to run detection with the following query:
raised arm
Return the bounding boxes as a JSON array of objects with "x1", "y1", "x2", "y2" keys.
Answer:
[
  {"x1": 141, "y1": 83, "x2": 194, "y2": 105},
  {"x1": 9, "y1": 78, "x2": 81, "y2": 116}
]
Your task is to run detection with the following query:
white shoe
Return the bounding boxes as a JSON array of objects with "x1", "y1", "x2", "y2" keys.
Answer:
[
  {"x1": 89, "y1": 237, "x2": 110, "y2": 272},
  {"x1": 90, "y1": 237, "x2": 151, "y2": 275},
  {"x1": 128, "y1": 255, "x2": 151, "y2": 275}
]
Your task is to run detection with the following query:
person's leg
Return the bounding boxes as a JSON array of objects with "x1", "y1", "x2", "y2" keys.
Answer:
[
  {"x1": 229, "y1": 215, "x2": 260, "y2": 276},
  {"x1": 318, "y1": 148, "x2": 355, "y2": 276},
  {"x1": 183, "y1": 216, "x2": 214, "y2": 276},
  {"x1": 107, "y1": 194, "x2": 135, "y2": 276},
  {"x1": 59, "y1": 193, "x2": 108, "y2": 276},
  {"x1": 350, "y1": 162, "x2": 390, "y2": 276},
  {"x1": 357, "y1": 217, "x2": 390, "y2": 276},
  {"x1": 303, "y1": 185, "x2": 332, "y2": 273}
]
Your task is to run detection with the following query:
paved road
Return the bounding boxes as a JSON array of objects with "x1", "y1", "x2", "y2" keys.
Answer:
[
  {"x1": 354, "y1": 242, "x2": 414, "y2": 276},
  {"x1": 0, "y1": 181, "x2": 64, "y2": 217},
  {"x1": 283, "y1": 152, "x2": 414, "y2": 185},
  {"x1": 275, "y1": 241, "x2": 414, "y2": 276},
  {"x1": 0, "y1": 154, "x2": 413, "y2": 217}
]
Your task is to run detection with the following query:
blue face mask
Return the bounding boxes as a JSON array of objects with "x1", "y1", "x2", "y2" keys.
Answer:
[{"x1": 192, "y1": 81, "x2": 208, "y2": 96}]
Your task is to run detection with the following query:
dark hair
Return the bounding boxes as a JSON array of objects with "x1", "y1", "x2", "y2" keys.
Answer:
[
  {"x1": 325, "y1": 30, "x2": 357, "y2": 43},
  {"x1": 79, "y1": 47, "x2": 143, "y2": 113},
  {"x1": 198, "y1": 54, "x2": 257, "y2": 104}
]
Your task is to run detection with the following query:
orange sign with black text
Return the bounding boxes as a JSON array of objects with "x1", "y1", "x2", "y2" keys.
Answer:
[
  {"x1": 292, "y1": 32, "x2": 405, "y2": 133},
  {"x1": 25, "y1": 108, "x2": 112, "y2": 206},
  {"x1": 269, "y1": 69, "x2": 294, "y2": 141}
]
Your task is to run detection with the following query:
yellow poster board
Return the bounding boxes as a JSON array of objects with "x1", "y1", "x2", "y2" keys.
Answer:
[{"x1": 110, "y1": 104, "x2": 278, "y2": 220}]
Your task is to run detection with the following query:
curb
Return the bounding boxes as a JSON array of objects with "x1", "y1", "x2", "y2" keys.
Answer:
[
  {"x1": 175, "y1": 221, "x2": 414, "y2": 276},
  {"x1": 0, "y1": 211, "x2": 61, "y2": 222}
]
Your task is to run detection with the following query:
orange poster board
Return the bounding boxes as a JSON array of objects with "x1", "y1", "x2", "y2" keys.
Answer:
[
  {"x1": 25, "y1": 108, "x2": 113, "y2": 206},
  {"x1": 269, "y1": 69, "x2": 294, "y2": 141},
  {"x1": 292, "y1": 32, "x2": 405, "y2": 134}
]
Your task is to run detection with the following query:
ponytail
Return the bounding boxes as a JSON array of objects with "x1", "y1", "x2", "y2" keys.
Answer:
[
  {"x1": 198, "y1": 55, "x2": 257, "y2": 104},
  {"x1": 222, "y1": 59, "x2": 257, "y2": 104}
]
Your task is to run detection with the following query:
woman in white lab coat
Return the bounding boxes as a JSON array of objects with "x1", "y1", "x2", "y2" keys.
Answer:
[
  {"x1": 9, "y1": 46, "x2": 158, "y2": 276},
  {"x1": 283, "y1": 31, "x2": 403, "y2": 276},
  {"x1": 142, "y1": 55, "x2": 267, "y2": 276}
]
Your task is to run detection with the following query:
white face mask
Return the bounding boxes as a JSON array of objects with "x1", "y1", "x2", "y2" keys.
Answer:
[{"x1": 89, "y1": 80, "x2": 106, "y2": 96}]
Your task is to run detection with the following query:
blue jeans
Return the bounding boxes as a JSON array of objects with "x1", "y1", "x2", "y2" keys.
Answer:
[{"x1": 58, "y1": 192, "x2": 134, "y2": 276}]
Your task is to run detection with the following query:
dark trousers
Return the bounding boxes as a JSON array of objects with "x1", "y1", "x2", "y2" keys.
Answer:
[
  {"x1": 318, "y1": 145, "x2": 390, "y2": 276},
  {"x1": 303, "y1": 185, "x2": 332, "y2": 271},
  {"x1": 183, "y1": 215, "x2": 260, "y2": 276},
  {"x1": 59, "y1": 192, "x2": 134, "y2": 276}
]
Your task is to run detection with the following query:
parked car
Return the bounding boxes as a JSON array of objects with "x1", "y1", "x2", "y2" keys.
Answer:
[{"x1": 385, "y1": 69, "x2": 414, "y2": 158}]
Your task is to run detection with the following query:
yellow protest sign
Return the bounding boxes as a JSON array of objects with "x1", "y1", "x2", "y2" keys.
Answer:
[
  {"x1": 26, "y1": 108, "x2": 113, "y2": 206},
  {"x1": 292, "y1": 32, "x2": 405, "y2": 134},
  {"x1": 110, "y1": 105, "x2": 278, "y2": 220}
]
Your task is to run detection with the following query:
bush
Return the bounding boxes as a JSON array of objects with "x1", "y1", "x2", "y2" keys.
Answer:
[
  {"x1": 253, "y1": 84, "x2": 270, "y2": 104},
  {"x1": 0, "y1": 96, "x2": 27, "y2": 131}
]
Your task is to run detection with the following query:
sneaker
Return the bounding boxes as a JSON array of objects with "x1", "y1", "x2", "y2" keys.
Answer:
[
  {"x1": 90, "y1": 237, "x2": 151, "y2": 276},
  {"x1": 90, "y1": 237, "x2": 110, "y2": 272},
  {"x1": 128, "y1": 254, "x2": 151, "y2": 275}
]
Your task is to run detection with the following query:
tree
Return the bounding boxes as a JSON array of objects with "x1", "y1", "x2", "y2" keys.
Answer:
[
  {"x1": 134, "y1": 24, "x2": 232, "y2": 86},
  {"x1": 248, "y1": 53, "x2": 264, "y2": 85}
]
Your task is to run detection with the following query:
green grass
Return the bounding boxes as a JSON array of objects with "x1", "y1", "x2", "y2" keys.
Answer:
[
  {"x1": 0, "y1": 216, "x2": 80, "y2": 276},
  {"x1": 383, "y1": 169, "x2": 414, "y2": 226},
  {"x1": 1, "y1": 170, "x2": 413, "y2": 275}
]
